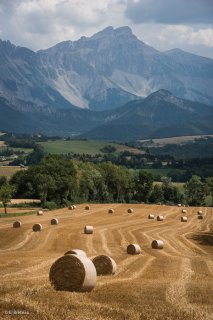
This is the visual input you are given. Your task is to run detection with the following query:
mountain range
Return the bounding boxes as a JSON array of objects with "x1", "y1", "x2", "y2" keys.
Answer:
[
  {"x1": 0, "y1": 89, "x2": 212, "y2": 141},
  {"x1": 0, "y1": 26, "x2": 213, "y2": 140}
]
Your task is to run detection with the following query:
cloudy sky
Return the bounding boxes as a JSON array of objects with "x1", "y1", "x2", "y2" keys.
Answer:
[{"x1": 0, "y1": 0, "x2": 212, "y2": 58}]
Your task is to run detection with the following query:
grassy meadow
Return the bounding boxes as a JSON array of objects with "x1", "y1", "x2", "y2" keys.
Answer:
[{"x1": 39, "y1": 139, "x2": 144, "y2": 155}]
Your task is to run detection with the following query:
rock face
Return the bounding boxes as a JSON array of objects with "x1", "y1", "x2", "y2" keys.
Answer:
[{"x1": 0, "y1": 26, "x2": 213, "y2": 111}]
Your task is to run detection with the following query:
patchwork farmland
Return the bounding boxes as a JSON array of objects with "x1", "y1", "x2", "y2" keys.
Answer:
[{"x1": 0, "y1": 204, "x2": 212, "y2": 320}]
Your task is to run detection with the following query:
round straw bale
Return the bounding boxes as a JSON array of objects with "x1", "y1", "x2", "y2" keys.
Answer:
[
  {"x1": 13, "y1": 220, "x2": 22, "y2": 228},
  {"x1": 51, "y1": 218, "x2": 59, "y2": 225},
  {"x1": 152, "y1": 240, "x2": 164, "y2": 249},
  {"x1": 198, "y1": 215, "x2": 203, "y2": 220},
  {"x1": 64, "y1": 249, "x2": 87, "y2": 257},
  {"x1": 85, "y1": 205, "x2": 90, "y2": 210},
  {"x1": 32, "y1": 223, "x2": 42, "y2": 232},
  {"x1": 49, "y1": 254, "x2": 97, "y2": 292},
  {"x1": 92, "y1": 255, "x2": 117, "y2": 276},
  {"x1": 181, "y1": 216, "x2": 187, "y2": 222},
  {"x1": 148, "y1": 214, "x2": 155, "y2": 219},
  {"x1": 197, "y1": 210, "x2": 203, "y2": 215},
  {"x1": 182, "y1": 209, "x2": 187, "y2": 214},
  {"x1": 127, "y1": 244, "x2": 141, "y2": 255},
  {"x1": 127, "y1": 208, "x2": 133, "y2": 213},
  {"x1": 37, "y1": 210, "x2": 43, "y2": 216},
  {"x1": 73, "y1": 205, "x2": 76, "y2": 209},
  {"x1": 84, "y1": 226, "x2": 93, "y2": 234},
  {"x1": 157, "y1": 215, "x2": 164, "y2": 221},
  {"x1": 68, "y1": 205, "x2": 74, "y2": 210},
  {"x1": 178, "y1": 204, "x2": 182, "y2": 207},
  {"x1": 108, "y1": 208, "x2": 114, "y2": 213}
]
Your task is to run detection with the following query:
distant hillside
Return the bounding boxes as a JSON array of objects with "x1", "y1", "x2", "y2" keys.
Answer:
[
  {"x1": 82, "y1": 90, "x2": 213, "y2": 140},
  {"x1": 0, "y1": 90, "x2": 212, "y2": 140}
]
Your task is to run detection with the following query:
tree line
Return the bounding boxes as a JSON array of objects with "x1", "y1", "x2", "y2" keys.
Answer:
[{"x1": 0, "y1": 155, "x2": 212, "y2": 213}]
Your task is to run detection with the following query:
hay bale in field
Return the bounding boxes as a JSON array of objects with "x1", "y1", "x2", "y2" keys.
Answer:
[
  {"x1": 181, "y1": 216, "x2": 187, "y2": 222},
  {"x1": 108, "y1": 208, "x2": 114, "y2": 213},
  {"x1": 152, "y1": 240, "x2": 164, "y2": 249},
  {"x1": 32, "y1": 223, "x2": 42, "y2": 232},
  {"x1": 85, "y1": 205, "x2": 90, "y2": 210},
  {"x1": 37, "y1": 210, "x2": 43, "y2": 216},
  {"x1": 127, "y1": 208, "x2": 133, "y2": 213},
  {"x1": 182, "y1": 209, "x2": 187, "y2": 214},
  {"x1": 51, "y1": 218, "x2": 59, "y2": 225},
  {"x1": 68, "y1": 205, "x2": 74, "y2": 210},
  {"x1": 148, "y1": 214, "x2": 155, "y2": 219},
  {"x1": 13, "y1": 220, "x2": 22, "y2": 228},
  {"x1": 198, "y1": 215, "x2": 203, "y2": 220},
  {"x1": 178, "y1": 204, "x2": 182, "y2": 207},
  {"x1": 157, "y1": 215, "x2": 164, "y2": 221},
  {"x1": 64, "y1": 249, "x2": 87, "y2": 257},
  {"x1": 84, "y1": 225, "x2": 93, "y2": 234},
  {"x1": 49, "y1": 254, "x2": 97, "y2": 292},
  {"x1": 127, "y1": 244, "x2": 141, "y2": 255},
  {"x1": 73, "y1": 205, "x2": 76, "y2": 209},
  {"x1": 197, "y1": 210, "x2": 203, "y2": 215},
  {"x1": 92, "y1": 255, "x2": 117, "y2": 276}
]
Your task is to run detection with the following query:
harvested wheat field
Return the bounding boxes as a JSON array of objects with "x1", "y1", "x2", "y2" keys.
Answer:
[{"x1": 0, "y1": 203, "x2": 212, "y2": 320}]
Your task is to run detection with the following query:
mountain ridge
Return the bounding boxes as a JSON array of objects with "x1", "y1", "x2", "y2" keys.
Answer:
[
  {"x1": 0, "y1": 26, "x2": 213, "y2": 111},
  {"x1": 0, "y1": 90, "x2": 212, "y2": 141}
]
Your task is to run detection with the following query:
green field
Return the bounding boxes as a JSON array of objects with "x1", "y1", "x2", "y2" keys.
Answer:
[
  {"x1": 39, "y1": 140, "x2": 144, "y2": 156},
  {"x1": 144, "y1": 168, "x2": 185, "y2": 178}
]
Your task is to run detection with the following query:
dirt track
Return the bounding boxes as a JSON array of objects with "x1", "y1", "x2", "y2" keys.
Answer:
[{"x1": 0, "y1": 204, "x2": 212, "y2": 320}]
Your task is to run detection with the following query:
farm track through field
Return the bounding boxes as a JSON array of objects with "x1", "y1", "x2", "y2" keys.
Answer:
[{"x1": 0, "y1": 203, "x2": 212, "y2": 320}]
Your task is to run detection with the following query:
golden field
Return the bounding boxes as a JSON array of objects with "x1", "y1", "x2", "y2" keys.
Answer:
[{"x1": 0, "y1": 204, "x2": 212, "y2": 320}]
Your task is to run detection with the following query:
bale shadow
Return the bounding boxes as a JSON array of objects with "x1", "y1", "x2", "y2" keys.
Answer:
[{"x1": 191, "y1": 232, "x2": 213, "y2": 246}]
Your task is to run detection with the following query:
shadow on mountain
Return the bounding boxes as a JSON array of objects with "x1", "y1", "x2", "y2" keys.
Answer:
[{"x1": 191, "y1": 232, "x2": 213, "y2": 246}]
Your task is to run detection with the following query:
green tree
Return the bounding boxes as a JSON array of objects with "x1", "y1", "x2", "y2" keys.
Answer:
[
  {"x1": 134, "y1": 170, "x2": 153, "y2": 202},
  {"x1": 149, "y1": 184, "x2": 164, "y2": 203},
  {"x1": 161, "y1": 177, "x2": 183, "y2": 204},
  {"x1": 0, "y1": 176, "x2": 7, "y2": 187},
  {"x1": 185, "y1": 175, "x2": 205, "y2": 206},
  {"x1": 0, "y1": 184, "x2": 15, "y2": 214},
  {"x1": 205, "y1": 177, "x2": 213, "y2": 206},
  {"x1": 34, "y1": 173, "x2": 56, "y2": 206}
]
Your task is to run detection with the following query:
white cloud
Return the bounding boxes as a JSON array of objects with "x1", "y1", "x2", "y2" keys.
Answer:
[{"x1": 0, "y1": 0, "x2": 212, "y2": 58}]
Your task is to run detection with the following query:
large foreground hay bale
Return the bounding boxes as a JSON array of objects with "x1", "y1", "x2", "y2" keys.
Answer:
[
  {"x1": 181, "y1": 216, "x2": 187, "y2": 222},
  {"x1": 198, "y1": 215, "x2": 204, "y2": 220},
  {"x1": 152, "y1": 240, "x2": 164, "y2": 249},
  {"x1": 84, "y1": 226, "x2": 93, "y2": 234},
  {"x1": 51, "y1": 218, "x2": 59, "y2": 225},
  {"x1": 92, "y1": 255, "x2": 117, "y2": 276},
  {"x1": 127, "y1": 208, "x2": 133, "y2": 213},
  {"x1": 127, "y1": 243, "x2": 141, "y2": 254},
  {"x1": 182, "y1": 209, "x2": 187, "y2": 214},
  {"x1": 64, "y1": 249, "x2": 87, "y2": 257},
  {"x1": 157, "y1": 215, "x2": 164, "y2": 221},
  {"x1": 32, "y1": 223, "x2": 42, "y2": 232},
  {"x1": 49, "y1": 254, "x2": 97, "y2": 292},
  {"x1": 148, "y1": 214, "x2": 155, "y2": 219},
  {"x1": 85, "y1": 205, "x2": 90, "y2": 210},
  {"x1": 108, "y1": 208, "x2": 114, "y2": 213},
  {"x1": 37, "y1": 210, "x2": 43, "y2": 216},
  {"x1": 13, "y1": 221, "x2": 22, "y2": 228}
]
